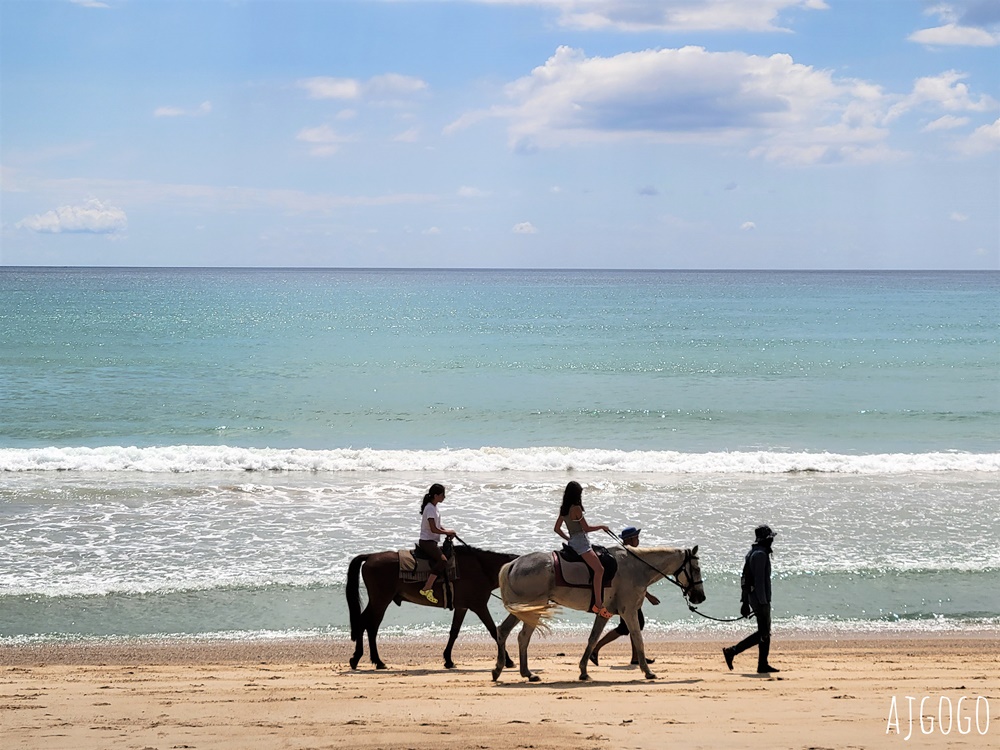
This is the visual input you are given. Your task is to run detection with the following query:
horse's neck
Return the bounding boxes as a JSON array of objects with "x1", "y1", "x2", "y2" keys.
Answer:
[
  {"x1": 458, "y1": 547, "x2": 517, "y2": 575},
  {"x1": 631, "y1": 547, "x2": 684, "y2": 583}
]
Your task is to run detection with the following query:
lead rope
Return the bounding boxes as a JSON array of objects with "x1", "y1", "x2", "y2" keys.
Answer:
[{"x1": 601, "y1": 530, "x2": 753, "y2": 623}]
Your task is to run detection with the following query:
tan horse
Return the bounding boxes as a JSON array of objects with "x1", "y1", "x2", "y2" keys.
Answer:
[{"x1": 492, "y1": 545, "x2": 705, "y2": 682}]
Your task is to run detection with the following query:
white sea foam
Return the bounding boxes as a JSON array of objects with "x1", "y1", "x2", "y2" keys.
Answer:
[{"x1": 2, "y1": 445, "x2": 998, "y2": 474}]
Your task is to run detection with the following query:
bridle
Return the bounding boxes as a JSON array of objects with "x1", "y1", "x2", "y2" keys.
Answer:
[
  {"x1": 607, "y1": 531, "x2": 702, "y2": 599},
  {"x1": 605, "y1": 530, "x2": 750, "y2": 622}
]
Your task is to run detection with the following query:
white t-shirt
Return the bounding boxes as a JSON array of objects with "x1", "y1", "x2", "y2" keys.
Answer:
[{"x1": 420, "y1": 502, "x2": 442, "y2": 542}]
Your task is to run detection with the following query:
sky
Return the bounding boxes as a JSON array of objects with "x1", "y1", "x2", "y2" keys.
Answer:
[{"x1": 1, "y1": 0, "x2": 998, "y2": 269}]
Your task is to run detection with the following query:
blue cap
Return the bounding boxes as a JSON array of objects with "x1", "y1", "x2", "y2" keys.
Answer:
[{"x1": 620, "y1": 526, "x2": 641, "y2": 539}]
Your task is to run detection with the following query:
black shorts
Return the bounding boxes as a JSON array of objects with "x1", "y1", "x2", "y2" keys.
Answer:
[{"x1": 417, "y1": 540, "x2": 447, "y2": 574}]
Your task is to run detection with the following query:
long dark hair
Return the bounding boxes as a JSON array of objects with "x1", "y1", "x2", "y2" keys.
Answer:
[
  {"x1": 559, "y1": 480, "x2": 583, "y2": 517},
  {"x1": 420, "y1": 483, "x2": 446, "y2": 514}
]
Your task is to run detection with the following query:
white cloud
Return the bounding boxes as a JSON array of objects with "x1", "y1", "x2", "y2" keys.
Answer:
[
  {"x1": 910, "y1": 3, "x2": 1000, "y2": 47},
  {"x1": 154, "y1": 101, "x2": 212, "y2": 118},
  {"x1": 922, "y1": 115, "x2": 970, "y2": 132},
  {"x1": 69, "y1": 0, "x2": 110, "y2": 8},
  {"x1": 298, "y1": 77, "x2": 362, "y2": 100},
  {"x1": 296, "y1": 124, "x2": 350, "y2": 156},
  {"x1": 367, "y1": 73, "x2": 429, "y2": 97},
  {"x1": 392, "y1": 127, "x2": 420, "y2": 143},
  {"x1": 7, "y1": 174, "x2": 438, "y2": 215},
  {"x1": 512, "y1": 221, "x2": 538, "y2": 234},
  {"x1": 298, "y1": 74, "x2": 427, "y2": 101},
  {"x1": 422, "y1": 226, "x2": 441, "y2": 235},
  {"x1": 16, "y1": 199, "x2": 127, "y2": 234},
  {"x1": 484, "y1": 0, "x2": 827, "y2": 33},
  {"x1": 459, "y1": 45, "x2": 900, "y2": 165},
  {"x1": 909, "y1": 23, "x2": 999, "y2": 46},
  {"x1": 741, "y1": 221, "x2": 757, "y2": 231},
  {"x1": 950, "y1": 212, "x2": 969, "y2": 222},
  {"x1": 458, "y1": 186, "x2": 490, "y2": 197},
  {"x1": 887, "y1": 71, "x2": 997, "y2": 122},
  {"x1": 954, "y1": 117, "x2": 1000, "y2": 155}
]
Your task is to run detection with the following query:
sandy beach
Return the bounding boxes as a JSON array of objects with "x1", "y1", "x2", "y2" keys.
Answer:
[{"x1": 2, "y1": 634, "x2": 997, "y2": 750}]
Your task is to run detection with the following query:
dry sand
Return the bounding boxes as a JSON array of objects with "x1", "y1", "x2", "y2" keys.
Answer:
[{"x1": 2, "y1": 635, "x2": 998, "y2": 749}]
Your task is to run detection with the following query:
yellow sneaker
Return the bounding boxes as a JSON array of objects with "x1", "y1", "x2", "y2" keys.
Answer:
[{"x1": 419, "y1": 589, "x2": 439, "y2": 604}]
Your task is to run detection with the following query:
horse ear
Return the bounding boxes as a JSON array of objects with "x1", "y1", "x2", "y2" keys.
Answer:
[{"x1": 691, "y1": 544, "x2": 699, "y2": 556}]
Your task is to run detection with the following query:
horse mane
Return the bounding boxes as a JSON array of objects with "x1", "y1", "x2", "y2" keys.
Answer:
[{"x1": 455, "y1": 544, "x2": 519, "y2": 564}]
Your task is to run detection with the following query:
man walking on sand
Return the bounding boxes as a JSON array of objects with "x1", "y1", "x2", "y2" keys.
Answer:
[
  {"x1": 723, "y1": 524, "x2": 780, "y2": 674},
  {"x1": 589, "y1": 526, "x2": 660, "y2": 666}
]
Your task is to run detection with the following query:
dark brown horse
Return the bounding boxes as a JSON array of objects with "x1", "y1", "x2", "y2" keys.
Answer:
[{"x1": 347, "y1": 544, "x2": 518, "y2": 670}]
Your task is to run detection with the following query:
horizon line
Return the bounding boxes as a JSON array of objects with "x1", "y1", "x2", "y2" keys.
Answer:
[{"x1": 2, "y1": 265, "x2": 997, "y2": 273}]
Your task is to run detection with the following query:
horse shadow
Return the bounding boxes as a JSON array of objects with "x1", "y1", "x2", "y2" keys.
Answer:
[
  {"x1": 342, "y1": 667, "x2": 498, "y2": 677},
  {"x1": 493, "y1": 676, "x2": 705, "y2": 689}
]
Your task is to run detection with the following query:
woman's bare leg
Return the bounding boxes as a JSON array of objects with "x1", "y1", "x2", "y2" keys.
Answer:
[{"x1": 581, "y1": 549, "x2": 605, "y2": 609}]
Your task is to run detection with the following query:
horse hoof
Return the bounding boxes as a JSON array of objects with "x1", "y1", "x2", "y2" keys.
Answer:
[
  {"x1": 528, "y1": 675, "x2": 540, "y2": 683},
  {"x1": 645, "y1": 672, "x2": 657, "y2": 680},
  {"x1": 444, "y1": 661, "x2": 456, "y2": 670},
  {"x1": 349, "y1": 657, "x2": 360, "y2": 670},
  {"x1": 491, "y1": 669, "x2": 502, "y2": 682},
  {"x1": 579, "y1": 673, "x2": 591, "y2": 682},
  {"x1": 504, "y1": 657, "x2": 515, "y2": 668},
  {"x1": 375, "y1": 662, "x2": 387, "y2": 670}
]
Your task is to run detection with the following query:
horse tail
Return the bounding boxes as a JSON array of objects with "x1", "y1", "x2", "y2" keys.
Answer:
[
  {"x1": 346, "y1": 554, "x2": 370, "y2": 643},
  {"x1": 506, "y1": 603, "x2": 555, "y2": 631},
  {"x1": 499, "y1": 562, "x2": 555, "y2": 632}
]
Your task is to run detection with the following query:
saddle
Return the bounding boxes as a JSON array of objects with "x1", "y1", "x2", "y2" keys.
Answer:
[
  {"x1": 397, "y1": 545, "x2": 458, "y2": 583},
  {"x1": 552, "y1": 544, "x2": 617, "y2": 589}
]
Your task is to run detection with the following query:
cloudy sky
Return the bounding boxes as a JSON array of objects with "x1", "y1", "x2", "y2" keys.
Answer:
[{"x1": 1, "y1": 0, "x2": 998, "y2": 268}]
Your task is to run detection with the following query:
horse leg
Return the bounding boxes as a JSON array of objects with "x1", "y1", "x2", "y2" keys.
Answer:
[
  {"x1": 491, "y1": 613, "x2": 519, "y2": 682},
  {"x1": 579, "y1": 614, "x2": 609, "y2": 681},
  {"x1": 469, "y1": 602, "x2": 514, "y2": 668},
  {"x1": 515, "y1": 620, "x2": 540, "y2": 682},
  {"x1": 622, "y1": 611, "x2": 656, "y2": 680},
  {"x1": 443, "y1": 608, "x2": 468, "y2": 669},
  {"x1": 364, "y1": 595, "x2": 393, "y2": 670},
  {"x1": 350, "y1": 616, "x2": 365, "y2": 670}
]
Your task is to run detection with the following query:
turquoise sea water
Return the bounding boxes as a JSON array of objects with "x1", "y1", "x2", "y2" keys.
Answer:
[{"x1": 1, "y1": 268, "x2": 997, "y2": 644}]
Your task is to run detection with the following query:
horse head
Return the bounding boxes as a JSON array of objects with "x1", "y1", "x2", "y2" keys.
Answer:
[{"x1": 679, "y1": 545, "x2": 706, "y2": 605}]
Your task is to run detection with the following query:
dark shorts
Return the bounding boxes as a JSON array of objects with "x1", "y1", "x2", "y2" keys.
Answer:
[
  {"x1": 614, "y1": 607, "x2": 645, "y2": 636},
  {"x1": 417, "y1": 540, "x2": 447, "y2": 575}
]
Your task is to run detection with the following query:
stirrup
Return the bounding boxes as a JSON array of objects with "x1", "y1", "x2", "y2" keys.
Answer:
[{"x1": 419, "y1": 589, "x2": 439, "y2": 604}]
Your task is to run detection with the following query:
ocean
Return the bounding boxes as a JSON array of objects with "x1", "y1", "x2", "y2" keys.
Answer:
[{"x1": 1, "y1": 267, "x2": 997, "y2": 645}]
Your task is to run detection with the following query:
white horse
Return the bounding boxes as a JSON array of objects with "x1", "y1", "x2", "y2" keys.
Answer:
[{"x1": 492, "y1": 545, "x2": 705, "y2": 682}]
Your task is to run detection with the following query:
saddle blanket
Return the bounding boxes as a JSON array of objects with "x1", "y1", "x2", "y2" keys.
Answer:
[
  {"x1": 398, "y1": 548, "x2": 458, "y2": 583},
  {"x1": 552, "y1": 546, "x2": 617, "y2": 589}
]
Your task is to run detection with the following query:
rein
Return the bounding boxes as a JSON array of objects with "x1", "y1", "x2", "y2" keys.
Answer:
[{"x1": 602, "y1": 530, "x2": 751, "y2": 623}]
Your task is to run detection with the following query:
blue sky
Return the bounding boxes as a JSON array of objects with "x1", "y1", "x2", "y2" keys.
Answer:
[{"x1": 1, "y1": 0, "x2": 998, "y2": 269}]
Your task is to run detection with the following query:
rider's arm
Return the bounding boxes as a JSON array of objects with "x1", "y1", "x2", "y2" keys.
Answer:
[
  {"x1": 578, "y1": 514, "x2": 611, "y2": 535},
  {"x1": 553, "y1": 516, "x2": 569, "y2": 541},
  {"x1": 427, "y1": 518, "x2": 454, "y2": 537}
]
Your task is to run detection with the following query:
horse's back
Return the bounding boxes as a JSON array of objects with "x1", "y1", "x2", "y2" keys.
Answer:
[
  {"x1": 357, "y1": 550, "x2": 404, "y2": 584},
  {"x1": 501, "y1": 551, "x2": 555, "y2": 603}
]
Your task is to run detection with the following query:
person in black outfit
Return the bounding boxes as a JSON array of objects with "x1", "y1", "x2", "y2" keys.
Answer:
[
  {"x1": 723, "y1": 525, "x2": 780, "y2": 674},
  {"x1": 588, "y1": 526, "x2": 660, "y2": 666}
]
